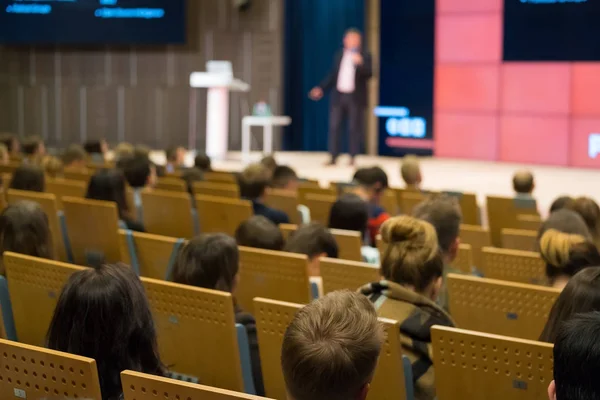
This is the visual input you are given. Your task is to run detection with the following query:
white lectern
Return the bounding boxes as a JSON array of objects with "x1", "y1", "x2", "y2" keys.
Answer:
[{"x1": 189, "y1": 61, "x2": 250, "y2": 160}]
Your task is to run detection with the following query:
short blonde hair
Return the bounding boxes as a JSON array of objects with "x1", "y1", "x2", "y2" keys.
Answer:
[
  {"x1": 400, "y1": 155, "x2": 421, "y2": 185},
  {"x1": 114, "y1": 142, "x2": 134, "y2": 161},
  {"x1": 42, "y1": 156, "x2": 64, "y2": 178},
  {"x1": 239, "y1": 163, "x2": 271, "y2": 199},
  {"x1": 282, "y1": 290, "x2": 383, "y2": 400},
  {"x1": 513, "y1": 170, "x2": 534, "y2": 194}
]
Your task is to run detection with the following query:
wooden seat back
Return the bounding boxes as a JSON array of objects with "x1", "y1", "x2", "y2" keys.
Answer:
[
  {"x1": 193, "y1": 181, "x2": 240, "y2": 199},
  {"x1": 432, "y1": 326, "x2": 553, "y2": 400},
  {"x1": 265, "y1": 190, "x2": 301, "y2": 225},
  {"x1": 62, "y1": 197, "x2": 121, "y2": 265},
  {"x1": 459, "y1": 224, "x2": 492, "y2": 268},
  {"x1": 302, "y1": 193, "x2": 336, "y2": 225},
  {"x1": 451, "y1": 243, "x2": 473, "y2": 274},
  {"x1": 320, "y1": 258, "x2": 380, "y2": 294},
  {"x1": 330, "y1": 228, "x2": 363, "y2": 262},
  {"x1": 486, "y1": 195, "x2": 538, "y2": 247},
  {"x1": 482, "y1": 247, "x2": 546, "y2": 285},
  {"x1": 502, "y1": 228, "x2": 538, "y2": 252},
  {"x1": 445, "y1": 191, "x2": 479, "y2": 225},
  {"x1": 205, "y1": 171, "x2": 238, "y2": 184},
  {"x1": 154, "y1": 177, "x2": 186, "y2": 192},
  {"x1": 399, "y1": 191, "x2": 426, "y2": 215},
  {"x1": 141, "y1": 190, "x2": 195, "y2": 238},
  {"x1": 45, "y1": 178, "x2": 87, "y2": 210},
  {"x1": 118, "y1": 230, "x2": 184, "y2": 280},
  {"x1": 196, "y1": 195, "x2": 253, "y2": 237},
  {"x1": 447, "y1": 274, "x2": 560, "y2": 340},
  {"x1": 517, "y1": 214, "x2": 543, "y2": 231}
]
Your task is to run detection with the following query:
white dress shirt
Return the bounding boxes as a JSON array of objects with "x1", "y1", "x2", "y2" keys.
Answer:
[{"x1": 336, "y1": 50, "x2": 356, "y2": 93}]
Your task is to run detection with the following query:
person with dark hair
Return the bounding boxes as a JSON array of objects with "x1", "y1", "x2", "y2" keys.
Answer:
[
  {"x1": 328, "y1": 193, "x2": 379, "y2": 264},
  {"x1": 0, "y1": 132, "x2": 21, "y2": 157},
  {"x1": 353, "y1": 166, "x2": 390, "y2": 244},
  {"x1": 513, "y1": 170, "x2": 535, "y2": 199},
  {"x1": 538, "y1": 209, "x2": 592, "y2": 243},
  {"x1": 540, "y1": 267, "x2": 600, "y2": 343},
  {"x1": 566, "y1": 197, "x2": 600, "y2": 247},
  {"x1": 284, "y1": 223, "x2": 338, "y2": 277},
  {"x1": 21, "y1": 135, "x2": 46, "y2": 161},
  {"x1": 538, "y1": 229, "x2": 600, "y2": 289},
  {"x1": 9, "y1": 164, "x2": 45, "y2": 192},
  {"x1": 86, "y1": 169, "x2": 145, "y2": 232},
  {"x1": 413, "y1": 194, "x2": 463, "y2": 310},
  {"x1": 0, "y1": 201, "x2": 53, "y2": 275},
  {"x1": 194, "y1": 153, "x2": 212, "y2": 173},
  {"x1": 549, "y1": 312, "x2": 600, "y2": 400},
  {"x1": 47, "y1": 263, "x2": 166, "y2": 400},
  {"x1": 122, "y1": 154, "x2": 157, "y2": 221},
  {"x1": 550, "y1": 196, "x2": 574, "y2": 214},
  {"x1": 271, "y1": 165, "x2": 299, "y2": 191},
  {"x1": 239, "y1": 163, "x2": 289, "y2": 225},
  {"x1": 170, "y1": 234, "x2": 264, "y2": 395},
  {"x1": 165, "y1": 146, "x2": 186, "y2": 174},
  {"x1": 62, "y1": 144, "x2": 88, "y2": 169},
  {"x1": 235, "y1": 216, "x2": 284, "y2": 251},
  {"x1": 84, "y1": 139, "x2": 109, "y2": 162},
  {"x1": 260, "y1": 155, "x2": 278, "y2": 174},
  {"x1": 360, "y1": 215, "x2": 454, "y2": 400}
]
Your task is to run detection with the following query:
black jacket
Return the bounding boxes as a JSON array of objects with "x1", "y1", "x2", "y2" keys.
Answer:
[
  {"x1": 236, "y1": 308, "x2": 265, "y2": 396},
  {"x1": 252, "y1": 200, "x2": 290, "y2": 226},
  {"x1": 319, "y1": 49, "x2": 373, "y2": 108}
]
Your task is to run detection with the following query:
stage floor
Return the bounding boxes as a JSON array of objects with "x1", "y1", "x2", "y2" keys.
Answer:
[{"x1": 171, "y1": 151, "x2": 600, "y2": 219}]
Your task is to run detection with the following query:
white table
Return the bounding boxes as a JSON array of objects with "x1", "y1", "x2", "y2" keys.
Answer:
[{"x1": 241, "y1": 116, "x2": 292, "y2": 162}]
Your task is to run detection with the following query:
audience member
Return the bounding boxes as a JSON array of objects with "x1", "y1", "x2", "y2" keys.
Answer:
[
  {"x1": 549, "y1": 312, "x2": 600, "y2": 400},
  {"x1": 84, "y1": 139, "x2": 109, "y2": 162},
  {"x1": 0, "y1": 144, "x2": 9, "y2": 165},
  {"x1": 513, "y1": 170, "x2": 535, "y2": 199},
  {"x1": 62, "y1": 144, "x2": 88, "y2": 169},
  {"x1": 281, "y1": 290, "x2": 384, "y2": 400},
  {"x1": 170, "y1": 234, "x2": 264, "y2": 395},
  {"x1": 0, "y1": 201, "x2": 53, "y2": 275},
  {"x1": 235, "y1": 215, "x2": 284, "y2": 251},
  {"x1": 540, "y1": 267, "x2": 600, "y2": 343},
  {"x1": 328, "y1": 193, "x2": 379, "y2": 264},
  {"x1": 86, "y1": 169, "x2": 145, "y2": 232},
  {"x1": 194, "y1": 153, "x2": 211, "y2": 172},
  {"x1": 134, "y1": 144, "x2": 151, "y2": 159},
  {"x1": 353, "y1": 166, "x2": 391, "y2": 244},
  {"x1": 360, "y1": 215, "x2": 454, "y2": 400},
  {"x1": 400, "y1": 155, "x2": 422, "y2": 190},
  {"x1": 122, "y1": 154, "x2": 157, "y2": 220},
  {"x1": 284, "y1": 223, "x2": 339, "y2": 276},
  {"x1": 550, "y1": 196, "x2": 574, "y2": 214},
  {"x1": 413, "y1": 194, "x2": 463, "y2": 310},
  {"x1": 0, "y1": 132, "x2": 20, "y2": 157},
  {"x1": 539, "y1": 229, "x2": 600, "y2": 290},
  {"x1": 47, "y1": 263, "x2": 165, "y2": 400},
  {"x1": 566, "y1": 197, "x2": 600, "y2": 246},
  {"x1": 41, "y1": 155, "x2": 64, "y2": 178},
  {"x1": 9, "y1": 164, "x2": 45, "y2": 192},
  {"x1": 114, "y1": 142, "x2": 135, "y2": 163},
  {"x1": 260, "y1": 154, "x2": 278, "y2": 174},
  {"x1": 165, "y1": 146, "x2": 186, "y2": 173},
  {"x1": 538, "y1": 209, "x2": 592, "y2": 242},
  {"x1": 239, "y1": 163, "x2": 289, "y2": 225},
  {"x1": 21, "y1": 135, "x2": 46, "y2": 161},
  {"x1": 271, "y1": 165, "x2": 300, "y2": 191}
]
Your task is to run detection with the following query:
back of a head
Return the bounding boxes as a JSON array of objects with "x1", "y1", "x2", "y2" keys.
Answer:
[
  {"x1": 328, "y1": 193, "x2": 369, "y2": 234},
  {"x1": 380, "y1": 215, "x2": 443, "y2": 292},
  {"x1": 134, "y1": 144, "x2": 151, "y2": 159},
  {"x1": 171, "y1": 234, "x2": 239, "y2": 292},
  {"x1": 400, "y1": 155, "x2": 421, "y2": 186},
  {"x1": 84, "y1": 140, "x2": 107, "y2": 155},
  {"x1": 512, "y1": 170, "x2": 534, "y2": 194},
  {"x1": 194, "y1": 153, "x2": 211, "y2": 172},
  {"x1": 284, "y1": 223, "x2": 339, "y2": 259},
  {"x1": 86, "y1": 169, "x2": 128, "y2": 217},
  {"x1": 538, "y1": 209, "x2": 592, "y2": 242},
  {"x1": 22, "y1": 135, "x2": 43, "y2": 156},
  {"x1": 10, "y1": 164, "x2": 45, "y2": 192},
  {"x1": 281, "y1": 290, "x2": 384, "y2": 400},
  {"x1": 63, "y1": 144, "x2": 87, "y2": 167},
  {"x1": 540, "y1": 268, "x2": 600, "y2": 343},
  {"x1": 412, "y1": 194, "x2": 462, "y2": 255},
  {"x1": 260, "y1": 155, "x2": 278, "y2": 172},
  {"x1": 123, "y1": 154, "x2": 152, "y2": 188},
  {"x1": 550, "y1": 196, "x2": 574, "y2": 214},
  {"x1": 353, "y1": 166, "x2": 389, "y2": 193},
  {"x1": 567, "y1": 197, "x2": 600, "y2": 239},
  {"x1": 42, "y1": 156, "x2": 64, "y2": 178},
  {"x1": 165, "y1": 146, "x2": 178, "y2": 162},
  {"x1": 235, "y1": 216, "x2": 284, "y2": 251},
  {"x1": 271, "y1": 165, "x2": 298, "y2": 189},
  {"x1": 47, "y1": 263, "x2": 164, "y2": 400},
  {"x1": 539, "y1": 229, "x2": 600, "y2": 283},
  {"x1": 0, "y1": 132, "x2": 17, "y2": 153},
  {"x1": 239, "y1": 163, "x2": 271, "y2": 199},
  {"x1": 114, "y1": 142, "x2": 134, "y2": 161},
  {"x1": 0, "y1": 201, "x2": 53, "y2": 274},
  {"x1": 553, "y1": 312, "x2": 600, "y2": 400}
]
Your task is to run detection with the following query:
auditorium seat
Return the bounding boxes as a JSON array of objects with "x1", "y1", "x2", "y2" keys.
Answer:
[
  {"x1": 265, "y1": 189, "x2": 302, "y2": 225},
  {"x1": 204, "y1": 170, "x2": 238, "y2": 184},
  {"x1": 278, "y1": 223, "x2": 297, "y2": 240},
  {"x1": 447, "y1": 274, "x2": 560, "y2": 340},
  {"x1": 298, "y1": 185, "x2": 336, "y2": 200},
  {"x1": 459, "y1": 224, "x2": 492, "y2": 269},
  {"x1": 121, "y1": 370, "x2": 274, "y2": 400},
  {"x1": 301, "y1": 193, "x2": 336, "y2": 225},
  {"x1": 141, "y1": 277, "x2": 254, "y2": 394},
  {"x1": 45, "y1": 178, "x2": 87, "y2": 210},
  {"x1": 501, "y1": 228, "x2": 538, "y2": 252},
  {"x1": 516, "y1": 214, "x2": 543, "y2": 232},
  {"x1": 193, "y1": 181, "x2": 240, "y2": 199},
  {"x1": 141, "y1": 189, "x2": 196, "y2": 238},
  {"x1": 195, "y1": 195, "x2": 253, "y2": 237},
  {"x1": 486, "y1": 196, "x2": 538, "y2": 248},
  {"x1": 254, "y1": 298, "x2": 412, "y2": 400},
  {"x1": 62, "y1": 197, "x2": 122, "y2": 265},
  {"x1": 62, "y1": 168, "x2": 92, "y2": 184},
  {"x1": 329, "y1": 228, "x2": 363, "y2": 262},
  {"x1": 7, "y1": 189, "x2": 70, "y2": 262},
  {"x1": 237, "y1": 247, "x2": 311, "y2": 312},
  {"x1": 4, "y1": 252, "x2": 84, "y2": 346},
  {"x1": 398, "y1": 191, "x2": 427, "y2": 215},
  {"x1": 431, "y1": 326, "x2": 553, "y2": 400},
  {"x1": 481, "y1": 247, "x2": 546, "y2": 285},
  {"x1": 0, "y1": 161, "x2": 19, "y2": 175},
  {"x1": 154, "y1": 177, "x2": 186, "y2": 192},
  {"x1": 444, "y1": 191, "x2": 480, "y2": 226},
  {"x1": 320, "y1": 258, "x2": 380, "y2": 294},
  {"x1": 381, "y1": 189, "x2": 399, "y2": 215},
  {"x1": 451, "y1": 243, "x2": 473, "y2": 274},
  {"x1": 0, "y1": 337, "x2": 102, "y2": 399},
  {"x1": 118, "y1": 230, "x2": 185, "y2": 280}
]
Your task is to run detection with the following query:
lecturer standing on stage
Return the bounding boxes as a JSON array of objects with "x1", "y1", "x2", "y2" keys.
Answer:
[{"x1": 309, "y1": 28, "x2": 373, "y2": 166}]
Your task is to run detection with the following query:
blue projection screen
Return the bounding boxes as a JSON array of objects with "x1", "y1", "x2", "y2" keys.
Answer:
[{"x1": 0, "y1": 0, "x2": 186, "y2": 44}]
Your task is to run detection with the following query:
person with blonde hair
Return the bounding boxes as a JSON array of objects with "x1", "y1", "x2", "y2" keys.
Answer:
[
  {"x1": 42, "y1": 156, "x2": 64, "y2": 178},
  {"x1": 539, "y1": 229, "x2": 600, "y2": 290},
  {"x1": 114, "y1": 142, "x2": 134, "y2": 162},
  {"x1": 281, "y1": 290, "x2": 384, "y2": 400},
  {"x1": 513, "y1": 170, "x2": 535, "y2": 199},
  {"x1": 239, "y1": 163, "x2": 289, "y2": 225},
  {"x1": 62, "y1": 144, "x2": 88, "y2": 169},
  {"x1": 400, "y1": 155, "x2": 422, "y2": 190},
  {"x1": 359, "y1": 215, "x2": 454, "y2": 400}
]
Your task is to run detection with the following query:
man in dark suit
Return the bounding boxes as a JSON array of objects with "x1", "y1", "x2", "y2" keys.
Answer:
[{"x1": 310, "y1": 28, "x2": 373, "y2": 166}]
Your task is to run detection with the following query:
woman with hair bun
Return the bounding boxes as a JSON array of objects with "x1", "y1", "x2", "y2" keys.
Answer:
[
  {"x1": 359, "y1": 215, "x2": 454, "y2": 400},
  {"x1": 539, "y1": 229, "x2": 600, "y2": 290}
]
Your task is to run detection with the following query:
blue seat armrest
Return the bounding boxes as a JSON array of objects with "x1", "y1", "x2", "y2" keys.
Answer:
[{"x1": 236, "y1": 323, "x2": 257, "y2": 395}]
